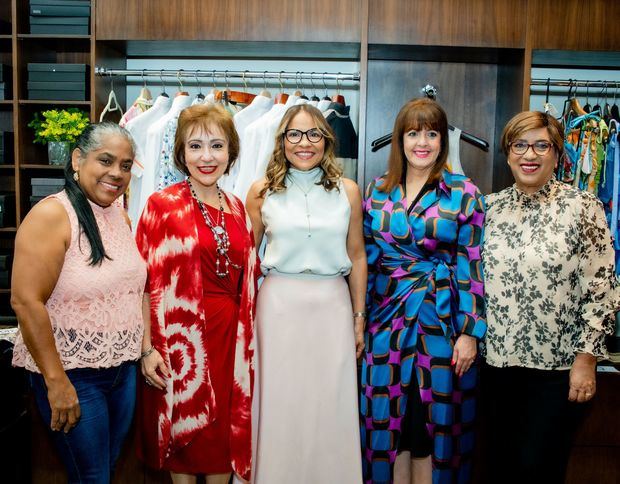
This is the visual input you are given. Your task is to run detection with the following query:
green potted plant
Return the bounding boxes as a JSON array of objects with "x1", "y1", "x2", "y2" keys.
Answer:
[{"x1": 28, "y1": 108, "x2": 90, "y2": 166}]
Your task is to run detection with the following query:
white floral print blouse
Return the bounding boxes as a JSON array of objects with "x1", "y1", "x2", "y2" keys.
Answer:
[{"x1": 482, "y1": 177, "x2": 619, "y2": 370}]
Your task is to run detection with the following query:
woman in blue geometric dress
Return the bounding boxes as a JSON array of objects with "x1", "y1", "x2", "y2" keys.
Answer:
[{"x1": 360, "y1": 98, "x2": 486, "y2": 484}]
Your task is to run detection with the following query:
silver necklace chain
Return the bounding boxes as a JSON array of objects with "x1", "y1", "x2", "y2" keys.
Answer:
[
  {"x1": 287, "y1": 174, "x2": 317, "y2": 238},
  {"x1": 187, "y1": 179, "x2": 241, "y2": 277}
]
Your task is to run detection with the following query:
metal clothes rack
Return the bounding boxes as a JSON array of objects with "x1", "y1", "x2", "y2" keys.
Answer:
[
  {"x1": 530, "y1": 78, "x2": 620, "y2": 89},
  {"x1": 95, "y1": 68, "x2": 360, "y2": 82}
]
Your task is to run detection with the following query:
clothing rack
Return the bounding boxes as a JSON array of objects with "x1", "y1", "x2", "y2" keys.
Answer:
[
  {"x1": 530, "y1": 78, "x2": 620, "y2": 89},
  {"x1": 95, "y1": 68, "x2": 360, "y2": 82}
]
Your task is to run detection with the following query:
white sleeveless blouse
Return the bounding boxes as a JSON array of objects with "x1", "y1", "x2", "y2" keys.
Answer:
[{"x1": 260, "y1": 167, "x2": 352, "y2": 278}]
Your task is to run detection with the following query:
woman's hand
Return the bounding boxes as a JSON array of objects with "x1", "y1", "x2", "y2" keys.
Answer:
[
  {"x1": 354, "y1": 317, "x2": 366, "y2": 358},
  {"x1": 141, "y1": 349, "x2": 171, "y2": 391},
  {"x1": 452, "y1": 334, "x2": 477, "y2": 377},
  {"x1": 569, "y1": 353, "x2": 596, "y2": 403},
  {"x1": 46, "y1": 375, "x2": 80, "y2": 433}
]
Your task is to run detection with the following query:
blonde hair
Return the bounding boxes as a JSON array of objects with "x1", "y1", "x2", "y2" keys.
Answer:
[{"x1": 259, "y1": 104, "x2": 342, "y2": 197}]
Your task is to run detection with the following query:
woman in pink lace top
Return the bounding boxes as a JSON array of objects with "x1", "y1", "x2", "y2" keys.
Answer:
[{"x1": 11, "y1": 123, "x2": 147, "y2": 484}]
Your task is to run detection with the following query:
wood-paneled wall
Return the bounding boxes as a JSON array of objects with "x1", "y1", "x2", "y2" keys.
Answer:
[
  {"x1": 368, "y1": 0, "x2": 527, "y2": 48},
  {"x1": 527, "y1": 0, "x2": 620, "y2": 51},
  {"x1": 96, "y1": 0, "x2": 362, "y2": 42}
]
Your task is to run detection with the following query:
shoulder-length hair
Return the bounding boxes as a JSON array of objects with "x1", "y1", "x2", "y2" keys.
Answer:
[
  {"x1": 380, "y1": 98, "x2": 449, "y2": 193},
  {"x1": 173, "y1": 103, "x2": 240, "y2": 176},
  {"x1": 259, "y1": 104, "x2": 342, "y2": 197}
]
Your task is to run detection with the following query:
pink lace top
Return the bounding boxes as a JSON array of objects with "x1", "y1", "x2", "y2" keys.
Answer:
[{"x1": 12, "y1": 191, "x2": 147, "y2": 372}]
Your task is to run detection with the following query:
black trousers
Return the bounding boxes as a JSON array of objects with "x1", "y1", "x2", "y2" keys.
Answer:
[{"x1": 480, "y1": 364, "x2": 586, "y2": 484}]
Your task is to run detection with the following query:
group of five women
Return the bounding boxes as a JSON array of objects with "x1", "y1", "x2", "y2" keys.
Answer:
[{"x1": 10, "y1": 97, "x2": 618, "y2": 484}]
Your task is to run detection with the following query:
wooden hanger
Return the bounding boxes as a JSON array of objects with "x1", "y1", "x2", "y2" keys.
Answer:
[
  {"x1": 215, "y1": 70, "x2": 256, "y2": 105},
  {"x1": 175, "y1": 70, "x2": 189, "y2": 97},
  {"x1": 331, "y1": 73, "x2": 345, "y2": 105},
  {"x1": 139, "y1": 70, "x2": 152, "y2": 101},
  {"x1": 275, "y1": 71, "x2": 289, "y2": 104}
]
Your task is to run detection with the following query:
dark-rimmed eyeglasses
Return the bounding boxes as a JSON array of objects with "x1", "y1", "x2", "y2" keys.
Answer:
[
  {"x1": 284, "y1": 128, "x2": 324, "y2": 144},
  {"x1": 510, "y1": 140, "x2": 553, "y2": 156}
]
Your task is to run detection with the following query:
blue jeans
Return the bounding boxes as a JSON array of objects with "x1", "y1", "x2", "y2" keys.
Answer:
[{"x1": 30, "y1": 362, "x2": 137, "y2": 484}]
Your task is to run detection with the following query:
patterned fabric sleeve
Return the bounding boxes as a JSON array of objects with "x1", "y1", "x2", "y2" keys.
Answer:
[
  {"x1": 576, "y1": 194, "x2": 619, "y2": 357},
  {"x1": 455, "y1": 184, "x2": 487, "y2": 339},
  {"x1": 364, "y1": 179, "x2": 381, "y2": 307}
]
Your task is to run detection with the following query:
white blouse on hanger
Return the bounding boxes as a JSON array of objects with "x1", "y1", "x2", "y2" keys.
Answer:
[
  {"x1": 139, "y1": 93, "x2": 193, "y2": 217},
  {"x1": 220, "y1": 94, "x2": 274, "y2": 192},
  {"x1": 125, "y1": 94, "x2": 172, "y2": 227}
]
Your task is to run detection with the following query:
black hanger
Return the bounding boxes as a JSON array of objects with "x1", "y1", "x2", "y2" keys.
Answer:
[
  {"x1": 371, "y1": 126, "x2": 489, "y2": 153},
  {"x1": 370, "y1": 85, "x2": 489, "y2": 153},
  {"x1": 310, "y1": 72, "x2": 320, "y2": 102},
  {"x1": 321, "y1": 73, "x2": 331, "y2": 101},
  {"x1": 583, "y1": 82, "x2": 592, "y2": 113},
  {"x1": 611, "y1": 82, "x2": 620, "y2": 122},
  {"x1": 159, "y1": 70, "x2": 169, "y2": 98}
]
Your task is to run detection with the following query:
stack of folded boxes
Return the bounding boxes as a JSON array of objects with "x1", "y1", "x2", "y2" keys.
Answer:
[
  {"x1": 0, "y1": 252, "x2": 12, "y2": 290},
  {"x1": 0, "y1": 132, "x2": 14, "y2": 166},
  {"x1": 0, "y1": 64, "x2": 11, "y2": 101},
  {"x1": 0, "y1": 192, "x2": 15, "y2": 229},
  {"x1": 29, "y1": 0, "x2": 91, "y2": 35},
  {"x1": 27, "y1": 63, "x2": 87, "y2": 101},
  {"x1": 30, "y1": 177, "x2": 65, "y2": 208}
]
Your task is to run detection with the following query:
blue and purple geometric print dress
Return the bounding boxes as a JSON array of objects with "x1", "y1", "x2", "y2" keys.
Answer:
[{"x1": 361, "y1": 170, "x2": 487, "y2": 484}]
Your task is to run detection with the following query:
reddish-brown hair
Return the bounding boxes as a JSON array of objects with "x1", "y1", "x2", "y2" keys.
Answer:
[
  {"x1": 380, "y1": 98, "x2": 449, "y2": 193},
  {"x1": 173, "y1": 103, "x2": 240, "y2": 175},
  {"x1": 500, "y1": 111, "x2": 564, "y2": 158}
]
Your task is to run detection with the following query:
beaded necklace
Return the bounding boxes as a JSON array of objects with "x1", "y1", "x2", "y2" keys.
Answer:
[{"x1": 187, "y1": 179, "x2": 241, "y2": 277}]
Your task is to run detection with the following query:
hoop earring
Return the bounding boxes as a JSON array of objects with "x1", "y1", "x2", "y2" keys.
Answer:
[{"x1": 73, "y1": 172, "x2": 79, "y2": 182}]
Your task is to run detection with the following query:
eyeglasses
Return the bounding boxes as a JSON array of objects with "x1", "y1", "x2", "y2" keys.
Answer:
[
  {"x1": 510, "y1": 140, "x2": 553, "y2": 156},
  {"x1": 284, "y1": 128, "x2": 324, "y2": 144}
]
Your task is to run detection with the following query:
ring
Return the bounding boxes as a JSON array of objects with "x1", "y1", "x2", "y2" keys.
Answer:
[
  {"x1": 145, "y1": 378, "x2": 152, "y2": 386},
  {"x1": 585, "y1": 392, "x2": 592, "y2": 396}
]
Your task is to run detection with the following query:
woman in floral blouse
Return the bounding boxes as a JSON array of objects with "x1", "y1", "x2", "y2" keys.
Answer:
[{"x1": 481, "y1": 111, "x2": 619, "y2": 484}]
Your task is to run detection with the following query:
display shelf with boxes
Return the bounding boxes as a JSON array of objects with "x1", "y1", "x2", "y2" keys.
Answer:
[{"x1": 29, "y1": 0, "x2": 91, "y2": 36}]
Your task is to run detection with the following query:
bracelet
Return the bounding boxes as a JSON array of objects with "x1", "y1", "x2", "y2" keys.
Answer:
[
  {"x1": 353, "y1": 311, "x2": 367, "y2": 319},
  {"x1": 140, "y1": 346, "x2": 155, "y2": 359}
]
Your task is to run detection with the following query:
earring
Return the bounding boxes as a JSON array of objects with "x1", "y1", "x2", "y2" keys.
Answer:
[{"x1": 73, "y1": 172, "x2": 79, "y2": 182}]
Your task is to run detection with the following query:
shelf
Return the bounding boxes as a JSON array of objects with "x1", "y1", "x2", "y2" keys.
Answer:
[
  {"x1": 0, "y1": 165, "x2": 15, "y2": 169},
  {"x1": 0, "y1": 289, "x2": 10, "y2": 294},
  {"x1": 17, "y1": 34, "x2": 91, "y2": 40},
  {"x1": 0, "y1": 100, "x2": 13, "y2": 104},
  {"x1": 0, "y1": 227, "x2": 16, "y2": 232},
  {"x1": 20, "y1": 164, "x2": 65, "y2": 170},
  {"x1": 19, "y1": 100, "x2": 91, "y2": 106},
  {"x1": 0, "y1": 35, "x2": 10, "y2": 40}
]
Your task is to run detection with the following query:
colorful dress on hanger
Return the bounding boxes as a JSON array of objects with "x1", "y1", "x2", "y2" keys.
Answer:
[
  {"x1": 135, "y1": 181, "x2": 257, "y2": 479},
  {"x1": 360, "y1": 170, "x2": 486, "y2": 484}
]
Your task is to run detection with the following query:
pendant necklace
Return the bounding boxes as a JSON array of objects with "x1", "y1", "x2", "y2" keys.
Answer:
[
  {"x1": 287, "y1": 174, "x2": 317, "y2": 238},
  {"x1": 187, "y1": 179, "x2": 241, "y2": 277}
]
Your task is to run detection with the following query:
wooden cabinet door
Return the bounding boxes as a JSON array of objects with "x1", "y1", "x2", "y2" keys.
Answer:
[
  {"x1": 369, "y1": 0, "x2": 527, "y2": 48},
  {"x1": 96, "y1": 0, "x2": 362, "y2": 42}
]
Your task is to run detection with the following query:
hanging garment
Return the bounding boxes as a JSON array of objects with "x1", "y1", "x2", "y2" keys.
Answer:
[
  {"x1": 447, "y1": 127, "x2": 465, "y2": 175},
  {"x1": 135, "y1": 181, "x2": 257, "y2": 480},
  {"x1": 119, "y1": 91, "x2": 153, "y2": 128},
  {"x1": 234, "y1": 95, "x2": 299, "y2": 201},
  {"x1": 157, "y1": 116, "x2": 186, "y2": 190},
  {"x1": 125, "y1": 94, "x2": 172, "y2": 226},
  {"x1": 361, "y1": 171, "x2": 486, "y2": 484},
  {"x1": 324, "y1": 102, "x2": 358, "y2": 179},
  {"x1": 139, "y1": 94, "x2": 193, "y2": 218},
  {"x1": 220, "y1": 94, "x2": 274, "y2": 192}
]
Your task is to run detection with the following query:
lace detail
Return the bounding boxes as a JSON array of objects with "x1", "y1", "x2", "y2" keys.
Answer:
[{"x1": 12, "y1": 191, "x2": 147, "y2": 372}]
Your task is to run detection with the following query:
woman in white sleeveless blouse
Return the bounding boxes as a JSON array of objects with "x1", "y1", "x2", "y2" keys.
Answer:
[{"x1": 246, "y1": 104, "x2": 366, "y2": 483}]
